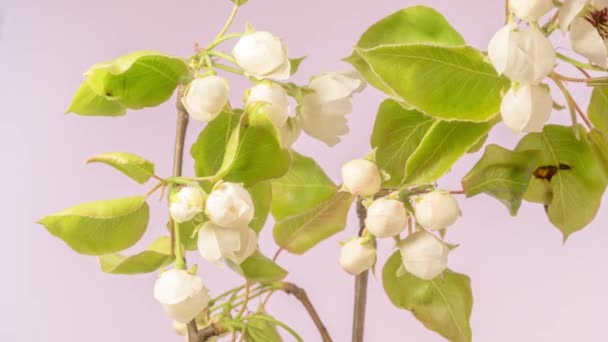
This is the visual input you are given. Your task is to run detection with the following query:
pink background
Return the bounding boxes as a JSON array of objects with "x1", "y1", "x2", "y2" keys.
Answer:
[{"x1": 2, "y1": 0, "x2": 608, "y2": 341}]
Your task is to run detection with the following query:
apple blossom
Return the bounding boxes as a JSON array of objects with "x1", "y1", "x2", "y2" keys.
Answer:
[
  {"x1": 169, "y1": 186, "x2": 205, "y2": 223},
  {"x1": 246, "y1": 81, "x2": 290, "y2": 128},
  {"x1": 181, "y1": 76, "x2": 230, "y2": 122},
  {"x1": 488, "y1": 24, "x2": 556, "y2": 84},
  {"x1": 509, "y1": 0, "x2": 554, "y2": 21},
  {"x1": 500, "y1": 84, "x2": 553, "y2": 133},
  {"x1": 205, "y1": 182, "x2": 254, "y2": 228},
  {"x1": 365, "y1": 197, "x2": 408, "y2": 238},
  {"x1": 560, "y1": 0, "x2": 608, "y2": 69},
  {"x1": 197, "y1": 222, "x2": 258, "y2": 265},
  {"x1": 341, "y1": 159, "x2": 382, "y2": 197},
  {"x1": 414, "y1": 191, "x2": 461, "y2": 231},
  {"x1": 232, "y1": 31, "x2": 290, "y2": 80},
  {"x1": 298, "y1": 71, "x2": 365, "y2": 146},
  {"x1": 339, "y1": 237, "x2": 377, "y2": 275},
  {"x1": 398, "y1": 230, "x2": 449, "y2": 281},
  {"x1": 153, "y1": 269, "x2": 210, "y2": 323}
]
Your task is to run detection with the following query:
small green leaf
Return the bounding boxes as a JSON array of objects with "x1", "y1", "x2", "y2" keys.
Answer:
[
  {"x1": 371, "y1": 100, "x2": 435, "y2": 187},
  {"x1": 246, "y1": 313, "x2": 283, "y2": 342},
  {"x1": 271, "y1": 151, "x2": 337, "y2": 221},
  {"x1": 227, "y1": 251, "x2": 288, "y2": 283},
  {"x1": 289, "y1": 56, "x2": 306, "y2": 75},
  {"x1": 86, "y1": 152, "x2": 155, "y2": 184},
  {"x1": 383, "y1": 251, "x2": 473, "y2": 342},
  {"x1": 404, "y1": 120, "x2": 495, "y2": 185},
  {"x1": 230, "y1": 0, "x2": 248, "y2": 5},
  {"x1": 38, "y1": 196, "x2": 149, "y2": 255},
  {"x1": 249, "y1": 181, "x2": 272, "y2": 233},
  {"x1": 357, "y1": 45, "x2": 508, "y2": 122},
  {"x1": 588, "y1": 86, "x2": 608, "y2": 134},
  {"x1": 462, "y1": 145, "x2": 541, "y2": 215},
  {"x1": 66, "y1": 81, "x2": 126, "y2": 116},
  {"x1": 99, "y1": 237, "x2": 173, "y2": 275},
  {"x1": 273, "y1": 192, "x2": 354, "y2": 254}
]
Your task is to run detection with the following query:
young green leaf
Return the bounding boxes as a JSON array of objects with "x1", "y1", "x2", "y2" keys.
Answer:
[
  {"x1": 98, "y1": 237, "x2": 173, "y2": 275},
  {"x1": 38, "y1": 196, "x2": 149, "y2": 255},
  {"x1": 273, "y1": 192, "x2": 354, "y2": 254},
  {"x1": 246, "y1": 313, "x2": 283, "y2": 342},
  {"x1": 86, "y1": 152, "x2": 155, "y2": 184},
  {"x1": 271, "y1": 151, "x2": 337, "y2": 221},
  {"x1": 249, "y1": 181, "x2": 272, "y2": 233},
  {"x1": 227, "y1": 251, "x2": 288, "y2": 283},
  {"x1": 588, "y1": 86, "x2": 608, "y2": 134},
  {"x1": 66, "y1": 81, "x2": 126, "y2": 116},
  {"x1": 289, "y1": 56, "x2": 306, "y2": 75},
  {"x1": 383, "y1": 251, "x2": 473, "y2": 342},
  {"x1": 462, "y1": 144, "x2": 541, "y2": 215}
]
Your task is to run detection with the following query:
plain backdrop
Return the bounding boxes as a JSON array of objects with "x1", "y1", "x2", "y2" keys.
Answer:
[{"x1": 2, "y1": 0, "x2": 608, "y2": 341}]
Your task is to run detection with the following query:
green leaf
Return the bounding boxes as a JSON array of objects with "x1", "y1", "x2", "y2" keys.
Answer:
[
  {"x1": 38, "y1": 196, "x2": 149, "y2": 255},
  {"x1": 228, "y1": 251, "x2": 287, "y2": 283},
  {"x1": 588, "y1": 86, "x2": 608, "y2": 134},
  {"x1": 85, "y1": 51, "x2": 191, "y2": 110},
  {"x1": 467, "y1": 134, "x2": 488, "y2": 154},
  {"x1": 169, "y1": 220, "x2": 199, "y2": 251},
  {"x1": 462, "y1": 145, "x2": 541, "y2": 215},
  {"x1": 271, "y1": 151, "x2": 337, "y2": 221},
  {"x1": 587, "y1": 129, "x2": 608, "y2": 177},
  {"x1": 383, "y1": 251, "x2": 473, "y2": 342},
  {"x1": 346, "y1": 6, "x2": 465, "y2": 98},
  {"x1": 515, "y1": 125, "x2": 607, "y2": 240},
  {"x1": 231, "y1": 0, "x2": 248, "y2": 5},
  {"x1": 404, "y1": 120, "x2": 495, "y2": 185},
  {"x1": 66, "y1": 81, "x2": 126, "y2": 116},
  {"x1": 246, "y1": 313, "x2": 283, "y2": 342},
  {"x1": 86, "y1": 152, "x2": 155, "y2": 184},
  {"x1": 357, "y1": 45, "x2": 508, "y2": 122},
  {"x1": 99, "y1": 237, "x2": 173, "y2": 275},
  {"x1": 289, "y1": 56, "x2": 306, "y2": 75},
  {"x1": 249, "y1": 181, "x2": 272, "y2": 233},
  {"x1": 371, "y1": 100, "x2": 435, "y2": 187},
  {"x1": 273, "y1": 192, "x2": 354, "y2": 254}
]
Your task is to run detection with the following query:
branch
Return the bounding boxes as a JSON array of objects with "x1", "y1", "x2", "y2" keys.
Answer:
[
  {"x1": 198, "y1": 323, "x2": 225, "y2": 342},
  {"x1": 281, "y1": 282, "x2": 333, "y2": 342},
  {"x1": 351, "y1": 199, "x2": 369, "y2": 342}
]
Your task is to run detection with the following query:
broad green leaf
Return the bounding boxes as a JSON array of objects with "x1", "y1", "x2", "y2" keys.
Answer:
[
  {"x1": 462, "y1": 145, "x2": 541, "y2": 215},
  {"x1": 99, "y1": 237, "x2": 173, "y2": 275},
  {"x1": 467, "y1": 134, "x2": 488, "y2": 154},
  {"x1": 588, "y1": 86, "x2": 608, "y2": 134},
  {"x1": 516, "y1": 125, "x2": 607, "y2": 239},
  {"x1": 38, "y1": 196, "x2": 149, "y2": 255},
  {"x1": 217, "y1": 104, "x2": 292, "y2": 186},
  {"x1": 371, "y1": 99, "x2": 435, "y2": 187},
  {"x1": 273, "y1": 192, "x2": 354, "y2": 254},
  {"x1": 523, "y1": 178, "x2": 553, "y2": 205},
  {"x1": 228, "y1": 251, "x2": 287, "y2": 283},
  {"x1": 86, "y1": 152, "x2": 155, "y2": 184},
  {"x1": 588, "y1": 129, "x2": 608, "y2": 177},
  {"x1": 271, "y1": 151, "x2": 337, "y2": 221},
  {"x1": 383, "y1": 251, "x2": 473, "y2": 342},
  {"x1": 357, "y1": 45, "x2": 508, "y2": 121},
  {"x1": 249, "y1": 181, "x2": 272, "y2": 233},
  {"x1": 66, "y1": 81, "x2": 126, "y2": 116},
  {"x1": 247, "y1": 313, "x2": 283, "y2": 342},
  {"x1": 404, "y1": 120, "x2": 494, "y2": 185},
  {"x1": 85, "y1": 51, "x2": 191, "y2": 109},
  {"x1": 346, "y1": 6, "x2": 465, "y2": 98}
]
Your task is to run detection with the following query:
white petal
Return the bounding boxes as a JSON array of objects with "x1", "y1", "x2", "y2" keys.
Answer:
[
  {"x1": 521, "y1": 86, "x2": 553, "y2": 132},
  {"x1": 278, "y1": 116, "x2": 301, "y2": 148},
  {"x1": 227, "y1": 228, "x2": 258, "y2": 265},
  {"x1": 592, "y1": 0, "x2": 608, "y2": 8},
  {"x1": 339, "y1": 237, "x2": 376, "y2": 276},
  {"x1": 310, "y1": 72, "x2": 363, "y2": 103},
  {"x1": 154, "y1": 269, "x2": 202, "y2": 305},
  {"x1": 197, "y1": 223, "x2": 224, "y2": 266},
  {"x1": 246, "y1": 82, "x2": 290, "y2": 127},
  {"x1": 341, "y1": 159, "x2": 382, "y2": 197},
  {"x1": 233, "y1": 32, "x2": 289, "y2": 79},
  {"x1": 365, "y1": 198, "x2": 408, "y2": 238},
  {"x1": 299, "y1": 96, "x2": 352, "y2": 146},
  {"x1": 560, "y1": 0, "x2": 588, "y2": 32},
  {"x1": 398, "y1": 231, "x2": 449, "y2": 280},
  {"x1": 414, "y1": 191, "x2": 461, "y2": 230},
  {"x1": 506, "y1": 28, "x2": 556, "y2": 84},
  {"x1": 264, "y1": 57, "x2": 291, "y2": 80},
  {"x1": 182, "y1": 76, "x2": 229, "y2": 122},
  {"x1": 488, "y1": 24, "x2": 515, "y2": 75},
  {"x1": 570, "y1": 17, "x2": 608, "y2": 68},
  {"x1": 510, "y1": 0, "x2": 554, "y2": 21},
  {"x1": 164, "y1": 286, "x2": 210, "y2": 323},
  {"x1": 205, "y1": 183, "x2": 254, "y2": 228}
]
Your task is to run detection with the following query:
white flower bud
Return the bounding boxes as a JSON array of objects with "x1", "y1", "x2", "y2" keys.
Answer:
[
  {"x1": 398, "y1": 230, "x2": 449, "y2": 281},
  {"x1": 153, "y1": 269, "x2": 210, "y2": 323},
  {"x1": 172, "y1": 321, "x2": 187, "y2": 336},
  {"x1": 278, "y1": 116, "x2": 301, "y2": 148},
  {"x1": 500, "y1": 84, "x2": 553, "y2": 133},
  {"x1": 299, "y1": 71, "x2": 365, "y2": 146},
  {"x1": 341, "y1": 159, "x2": 382, "y2": 197},
  {"x1": 339, "y1": 237, "x2": 376, "y2": 275},
  {"x1": 488, "y1": 24, "x2": 556, "y2": 84},
  {"x1": 365, "y1": 198, "x2": 408, "y2": 238},
  {"x1": 246, "y1": 82, "x2": 290, "y2": 128},
  {"x1": 232, "y1": 31, "x2": 290, "y2": 80},
  {"x1": 509, "y1": 0, "x2": 554, "y2": 21},
  {"x1": 569, "y1": 16, "x2": 608, "y2": 69},
  {"x1": 414, "y1": 191, "x2": 461, "y2": 231},
  {"x1": 205, "y1": 182, "x2": 254, "y2": 228},
  {"x1": 197, "y1": 222, "x2": 258, "y2": 265},
  {"x1": 169, "y1": 186, "x2": 205, "y2": 223},
  {"x1": 181, "y1": 76, "x2": 229, "y2": 122}
]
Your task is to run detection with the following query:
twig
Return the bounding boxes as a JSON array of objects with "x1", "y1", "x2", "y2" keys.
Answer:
[
  {"x1": 352, "y1": 199, "x2": 369, "y2": 342},
  {"x1": 551, "y1": 76, "x2": 593, "y2": 129},
  {"x1": 198, "y1": 323, "x2": 224, "y2": 342},
  {"x1": 281, "y1": 282, "x2": 333, "y2": 342}
]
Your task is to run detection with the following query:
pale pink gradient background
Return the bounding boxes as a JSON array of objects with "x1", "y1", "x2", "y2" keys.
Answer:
[{"x1": 2, "y1": 0, "x2": 608, "y2": 341}]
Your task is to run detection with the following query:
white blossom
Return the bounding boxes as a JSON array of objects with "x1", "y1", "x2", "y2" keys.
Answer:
[
  {"x1": 341, "y1": 159, "x2": 381, "y2": 197},
  {"x1": 414, "y1": 191, "x2": 461, "y2": 231},
  {"x1": 365, "y1": 198, "x2": 408, "y2": 238},
  {"x1": 278, "y1": 116, "x2": 301, "y2": 148},
  {"x1": 339, "y1": 237, "x2": 376, "y2": 275},
  {"x1": 232, "y1": 31, "x2": 290, "y2": 80},
  {"x1": 500, "y1": 84, "x2": 553, "y2": 133},
  {"x1": 169, "y1": 186, "x2": 205, "y2": 223},
  {"x1": 298, "y1": 71, "x2": 365, "y2": 146},
  {"x1": 153, "y1": 269, "x2": 210, "y2": 323},
  {"x1": 509, "y1": 0, "x2": 554, "y2": 21},
  {"x1": 398, "y1": 230, "x2": 449, "y2": 280},
  {"x1": 181, "y1": 76, "x2": 229, "y2": 122},
  {"x1": 205, "y1": 182, "x2": 254, "y2": 228},
  {"x1": 197, "y1": 222, "x2": 258, "y2": 266},
  {"x1": 246, "y1": 82, "x2": 290, "y2": 128}
]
